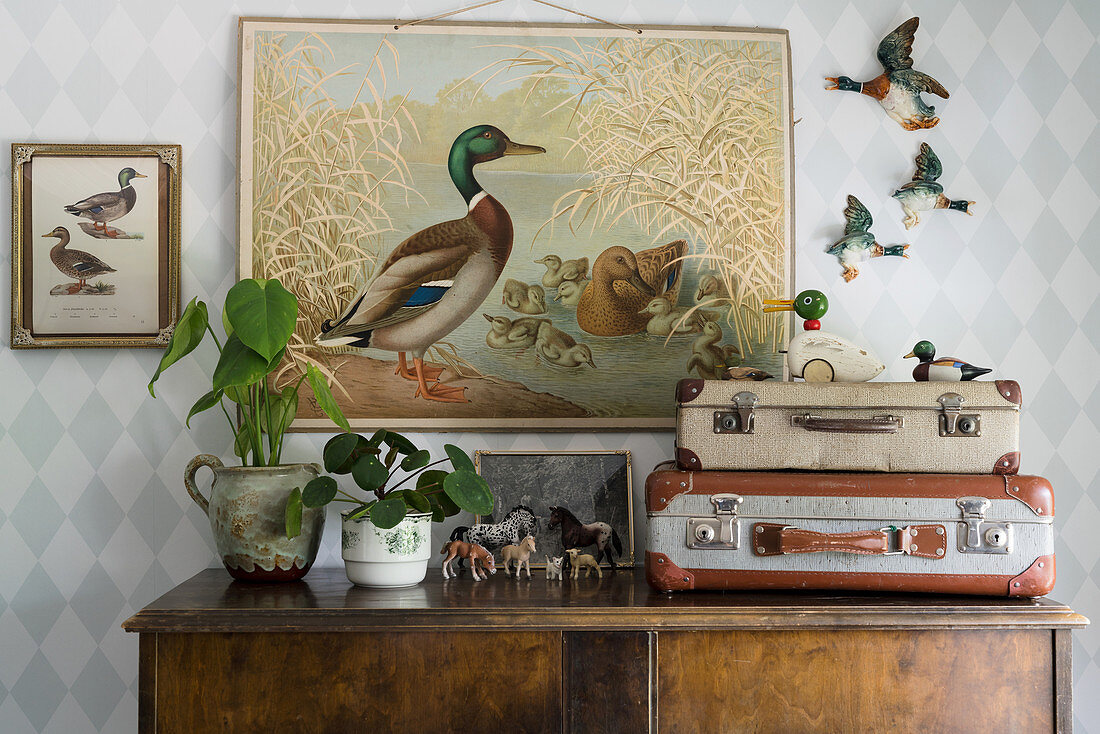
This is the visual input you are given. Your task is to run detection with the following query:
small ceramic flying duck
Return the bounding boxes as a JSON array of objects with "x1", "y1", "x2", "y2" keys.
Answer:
[
  {"x1": 827, "y1": 195, "x2": 909, "y2": 283},
  {"x1": 764, "y1": 289, "x2": 884, "y2": 382},
  {"x1": 904, "y1": 340, "x2": 992, "y2": 381},
  {"x1": 315, "y1": 125, "x2": 545, "y2": 403},
  {"x1": 43, "y1": 226, "x2": 116, "y2": 294},
  {"x1": 892, "y1": 143, "x2": 974, "y2": 230},
  {"x1": 825, "y1": 17, "x2": 949, "y2": 131},
  {"x1": 577, "y1": 240, "x2": 685, "y2": 336},
  {"x1": 64, "y1": 167, "x2": 146, "y2": 235}
]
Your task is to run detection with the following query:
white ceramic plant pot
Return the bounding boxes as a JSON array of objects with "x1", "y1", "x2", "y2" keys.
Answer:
[{"x1": 341, "y1": 511, "x2": 433, "y2": 588}]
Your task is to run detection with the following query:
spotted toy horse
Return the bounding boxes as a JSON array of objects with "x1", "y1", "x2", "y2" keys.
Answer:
[
  {"x1": 451, "y1": 505, "x2": 539, "y2": 552},
  {"x1": 548, "y1": 505, "x2": 622, "y2": 568}
]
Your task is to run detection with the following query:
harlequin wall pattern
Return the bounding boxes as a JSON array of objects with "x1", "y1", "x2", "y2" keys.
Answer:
[{"x1": 0, "y1": 0, "x2": 1097, "y2": 731}]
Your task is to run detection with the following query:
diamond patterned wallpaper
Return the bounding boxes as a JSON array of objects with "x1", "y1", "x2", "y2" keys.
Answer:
[{"x1": 0, "y1": 0, "x2": 1097, "y2": 731}]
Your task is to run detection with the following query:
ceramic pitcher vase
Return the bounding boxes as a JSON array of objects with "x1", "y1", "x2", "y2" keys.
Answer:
[{"x1": 184, "y1": 455, "x2": 325, "y2": 582}]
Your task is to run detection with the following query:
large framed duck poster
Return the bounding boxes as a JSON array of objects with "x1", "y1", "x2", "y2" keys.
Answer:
[
  {"x1": 10, "y1": 143, "x2": 182, "y2": 349},
  {"x1": 238, "y1": 19, "x2": 794, "y2": 431}
]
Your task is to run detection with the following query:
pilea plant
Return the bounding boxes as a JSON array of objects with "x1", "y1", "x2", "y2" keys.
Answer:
[
  {"x1": 284, "y1": 430, "x2": 493, "y2": 536},
  {"x1": 148, "y1": 278, "x2": 351, "y2": 466}
]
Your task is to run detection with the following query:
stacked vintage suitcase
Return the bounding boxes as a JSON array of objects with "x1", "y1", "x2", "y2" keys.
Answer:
[{"x1": 645, "y1": 379, "x2": 1055, "y2": 596}]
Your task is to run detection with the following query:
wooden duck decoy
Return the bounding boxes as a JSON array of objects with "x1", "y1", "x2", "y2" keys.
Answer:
[
  {"x1": 892, "y1": 143, "x2": 974, "y2": 230},
  {"x1": 724, "y1": 366, "x2": 774, "y2": 381},
  {"x1": 315, "y1": 125, "x2": 545, "y2": 403},
  {"x1": 43, "y1": 226, "x2": 116, "y2": 294},
  {"x1": 904, "y1": 340, "x2": 991, "y2": 381},
  {"x1": 827, "y1": 195, "x2": 909, "y2": 283},
  {"x1": 64, "y1": 167, "x2": 146, "y2": 236},
  {"x1": 686, "y1": 322, "x2": 740, "y2": 379},
  {"x1": 639, "y1": 297, "x2": 700, "y2": 336},
  {"x1": 535, "y1": 322, "x2": 595, "y2": 368},
  {"x1": 553, "y1": 279, "x2": 588, "y2": 307},
  {"x1": 502, "y1": 279, "x2": 547, "y2": 314},
  {"x1": 483, "y1": 313, "x2": 549, "y2": 351},
  {"x1": 825, "y1": 17, "x2": 949, "y2": 131},
  {"x1": 577, "y1": 240, "x2": 685, "y2": 336},
  {"x1": 534, "y1": 255, "x2": 589, "y2": 289},
  {"x1": 764, "y1": 289, "x2": 884, "y2": 382}
]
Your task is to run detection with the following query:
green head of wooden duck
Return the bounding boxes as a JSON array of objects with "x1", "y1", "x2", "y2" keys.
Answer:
[
  {"x1": 448, "y1": 124, "x2": 545, "y2": 204},
  {"x1": 904, "y1": 340, "x2": 936, "y2": 362},
  {"x1": 764, "y1": 289, "x2": 829, "y2": 328}
]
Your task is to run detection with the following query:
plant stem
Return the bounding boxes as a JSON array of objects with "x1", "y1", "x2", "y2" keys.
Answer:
[{"x1": 385, "y1": 458, "x2": 451, "y2": 493}]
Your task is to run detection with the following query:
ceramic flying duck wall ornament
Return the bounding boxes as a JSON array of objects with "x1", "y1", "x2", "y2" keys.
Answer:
[
  {"x1": 315, "y1": 124, "x2": 545, "y2": 403},
  {"x1": 827, "y1": 195, "x2": 909, "y2": 282},
  {"x1": 893, "y1": 143, "x2": 975, "y2": 229},
  {"x1": 825, "y1": 17, "x2": 949, "y2": 131},
  {"x1": 764, "y1": 289, "x2": 885, "y2": 382},
  {"x1": 904, "y1": 340, "x2": 992, "y2": 381}
]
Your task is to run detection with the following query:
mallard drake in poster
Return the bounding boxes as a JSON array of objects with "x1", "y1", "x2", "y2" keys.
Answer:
[
  {"x1": 825, "y1": 17, "x2": 948, "y2": 131},
  {"x1": 64, "y1": 167, "x2": 146, "y2": 236},
  {"x1": 315, "y1": 125, "x2": 545, "y2": 403},
  {"x1": 904, "y1": 340, "x2": 992, "y2": 381},
  {"x1": 44, "y1": 226, "x2": 116, "y2": 294},
  {"x1": 892, "y1": 143, "x2": 974, "y2": 229},
  {"x1": 827, "y1": 195, "x2": 909, "y2": 282},
  {"x1": 577, "y1": 241, "x2": 685, "y2": 336}
]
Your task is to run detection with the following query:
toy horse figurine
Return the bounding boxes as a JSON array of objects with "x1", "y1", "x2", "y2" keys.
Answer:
[
  {"x1": 501, "y1": 535, "x2": 537, "y2": 579},
  {"x1": 440, "y1": 540, "x2": 496, "y2": 581},
  {"x1": 548, "y1": 506, "x2": 622, "y2": 568},
  {"x1": 565, "y1": 548, "x2": 602, "y2": 579}
]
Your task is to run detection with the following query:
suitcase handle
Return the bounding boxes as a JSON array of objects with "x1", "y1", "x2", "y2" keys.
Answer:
[
  {"x1": 790, "y1": 414, "x2": 903, "y2": 433},
  {"x1": 752, "y1": 523, "x2": 946, "y2": 559}
]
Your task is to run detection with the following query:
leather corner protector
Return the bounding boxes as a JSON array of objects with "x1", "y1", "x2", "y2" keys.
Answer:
[
  {"x1": 995, "y1": 380, "x2": 1022, "y2": 406},
  {"x1": 677, "y1": 379, "x2": 705, "y2": 404},
  {"x1": 645, "y1": 551, "x2": 695, "y2": 591},
  {"x1": 993, "y1": 451, "x2": 1020, "y2": 475},
  {"x1": 645, "y1": 470, "x2": 690, "y2": 510},
  {"x1": 752, "y1": 523, "x2": 785, "y2": 556},
  {"x1": 675, "y1": 447, "x2": 702, "y2": 470},
  {"x1": 1004, "y1": 476, "x2": 1053, "y2": 517},
  {"x1": 1008, "y1": 554, "x2": 1055, "y2": 597}
]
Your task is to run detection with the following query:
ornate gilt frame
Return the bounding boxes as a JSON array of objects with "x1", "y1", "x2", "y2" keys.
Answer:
[{"x1": 10, "y1": 143, "x2": 181, "y2": 349}]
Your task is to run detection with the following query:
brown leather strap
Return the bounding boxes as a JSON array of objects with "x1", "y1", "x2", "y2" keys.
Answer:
[
  {"x1": 753, "y1": 523, "x2": 946, "y2": 559},
  {"x1": 790, "y1": 415, "x2": 902, "y2": 433}
]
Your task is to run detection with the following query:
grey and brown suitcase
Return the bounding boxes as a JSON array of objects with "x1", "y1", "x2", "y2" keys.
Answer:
[
  {"x1": 645, "y1": 469, "x2": 1055, "y2": 596},
  {"x1": 676, "y1": 379, "x2": 1022, "y2": 474}
]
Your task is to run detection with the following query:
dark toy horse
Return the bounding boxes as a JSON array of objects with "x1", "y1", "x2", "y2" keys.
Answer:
[{"x1": 548, "y1": 505, "x2": 622, "y2": 568}]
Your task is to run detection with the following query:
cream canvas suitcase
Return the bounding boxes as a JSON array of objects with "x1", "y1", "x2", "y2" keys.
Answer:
[{"x1": 676, "y1": 379, "x2": 1022, "y2": 475}]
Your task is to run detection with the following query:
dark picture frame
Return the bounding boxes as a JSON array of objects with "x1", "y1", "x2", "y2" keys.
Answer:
[
  {"x1": 10, "y1": 143, "x2": 181, "y2": 349},
  {"x1": 474, "y1": 449, "x2": 634, "y2": 568}
]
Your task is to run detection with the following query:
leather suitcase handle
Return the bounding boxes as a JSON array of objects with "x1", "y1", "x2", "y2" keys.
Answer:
[
  {"x1": 791, "y1": 414, "x2": 902, "y2": 433},
  {"x1": 753, "y1": 523, "x2": 946, "y2": 559}
]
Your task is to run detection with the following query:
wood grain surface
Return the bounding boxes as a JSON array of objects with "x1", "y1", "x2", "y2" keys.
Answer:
[{"x1": 564, "y1": 631, "x2": 651, "y2": 733}]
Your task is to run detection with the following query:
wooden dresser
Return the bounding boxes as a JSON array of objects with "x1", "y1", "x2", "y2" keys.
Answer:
[{"x1": 123, "y1": 567, "x2": 1087, "y2": 733}]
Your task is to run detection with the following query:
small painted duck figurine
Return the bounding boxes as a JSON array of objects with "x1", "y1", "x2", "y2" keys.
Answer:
[
  {"x1": 64, "y1": 167, "x2": 146, "y2": 236},
  {"x1": 553, "y1": 279, "x2": 588, "y2": 307},
  {"x1": 535, "y1": 322, "x2": 595, "y2": 368},
  {"x1": 892, "y1": 143, "x2": 974, "y2": 230},
  {"x1": 577, "y1": 240, "x2": 685, "y2": 336},
  {"x1": 43, "y1": 226, "x2": 116, "y2": 294},
  {"x1": 502, "y1": 279, "x2": 547, "y2": 314},
  {"x1": 483, "y1": 314, "x2": 549, "y2": 351},
  {"x1": 825, "y1": 17, "x2": 949, "y2": 131},
  {"x1": 724, "y1": 366, "x2": 773, "y2": 381},
  {"x1": 904, "y1": 340, "x2": 992, "y2": 381},
  {"x1": 534, "y1": 255, "x2": 589, "y2": 289},
  {"x1": 686, "y1": 322, "x2": 740, "y2": 379},
  {"x1": 827, "y1": 195, "x2": 909, "y2": 282},
  {"x1": 764, "y1": 289, "x2": 884, "y2": 382},
  {"x1": 316, "y1": 124, "x2": 545, "y2": 403}
]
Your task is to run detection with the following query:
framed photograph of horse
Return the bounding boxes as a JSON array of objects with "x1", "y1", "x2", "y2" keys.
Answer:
[
  {"x1": 472, "y1": 450, "x2": 633, "y2": 569},
  {"x1": 238, "y1": 18, "x2": 794, "y2": 432}
]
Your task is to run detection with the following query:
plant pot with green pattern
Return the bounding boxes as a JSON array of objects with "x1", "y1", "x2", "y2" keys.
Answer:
[
  {"x1": 149, "y1": 279, "x2": 351, "y2": 582},
  {"x1": 284, "y1": 431, "x2": 493, "y2": 588}
]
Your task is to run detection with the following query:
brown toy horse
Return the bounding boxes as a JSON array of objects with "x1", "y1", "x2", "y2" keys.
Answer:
[
  {"x1": 548, "y1": 505, "x2": 623, "y2": 568},
  {"x1": 440, "y1": 540, "x2": 496, "y2": 581}
]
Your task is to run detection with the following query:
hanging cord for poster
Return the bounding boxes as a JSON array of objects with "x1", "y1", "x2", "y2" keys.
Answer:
[{"x1": 394, "y1": 0, "x2": 641, "y2": 33}]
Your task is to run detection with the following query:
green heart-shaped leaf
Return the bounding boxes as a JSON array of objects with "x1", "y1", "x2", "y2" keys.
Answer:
[
  {"x1": 369, "y1": 497, "x2": 407, "y2": 529},
  {"x1": 186, "y1": 389, "x2": 223, "y2": 428},
  {"x1": 212, "y1": 334, "x2": 270, "y2": 390},
  {"x1": 225, "y1": 279, "x2": 297, "y2": 362},
  {"x1": 302, "y1": 476, "x2": 338, "y2": 507},
  {"x1": 400, "y1": 449, "x2": 431, "y2": 472},
  {"x1": 148, "y1": 298, "x2": 208, "y2": 397},
  {"x1": 305, "y1": 364, "x2": 350, "y2": 433},
  {"x1": 443, "y1": 469, "x2": 493, "y2": 515},
  {"x1": 323, "y1": 433, "x2": 361, "y2": 474},
  {"x1": 351, "y1": 455, "x2": 388, "y2": 492}
]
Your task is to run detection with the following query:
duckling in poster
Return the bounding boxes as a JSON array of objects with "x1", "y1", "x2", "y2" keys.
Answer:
[{"x1": 238, "y1": 20, "x2": 794, "y2": 430}]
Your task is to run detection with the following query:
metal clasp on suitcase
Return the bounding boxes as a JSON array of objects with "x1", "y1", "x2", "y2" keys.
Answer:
[
  {"x1": 686, "y1": 494, "x2": 742, "y2": 549},
  {"x1": 938, "y1": 393, "x2": 982, "y2": 437},
  {"x1": 956, "y1": 497, "x2": 1012, "y2": 554},
  {"x1": 713, "y1": 392, "x2": 757, "y2": 434}
]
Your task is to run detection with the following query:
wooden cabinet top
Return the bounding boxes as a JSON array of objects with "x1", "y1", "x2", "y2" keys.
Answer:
[{"x1": 123, "y1": 568, "x2": 1088, "y2": 633}]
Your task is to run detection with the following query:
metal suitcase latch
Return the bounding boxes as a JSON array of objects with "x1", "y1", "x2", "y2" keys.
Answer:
[
  {"x1": 938, "y1": 393, "x2": 981, "y2": 437},
  {"x1": 956, "y1": 496, "x2": 1012, "y2": 554},
  {"x1": 686, "y1": 494, "x2": 743, "y2": 550},
  {"x1": 713, "y1": 392, "x2": 758, "y2": 434}
]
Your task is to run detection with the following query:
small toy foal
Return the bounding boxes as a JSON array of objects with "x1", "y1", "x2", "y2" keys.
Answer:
[
  {"x1": 440, "y1": 540, "x2": 496, "y2": 581},
  {"x1": 501, "y1": 535, "x2": 537, "y2": 578}
]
